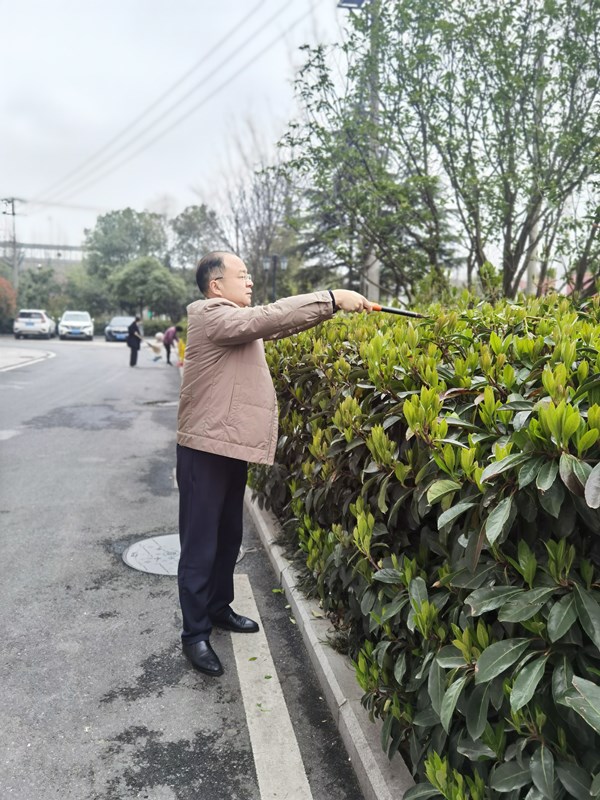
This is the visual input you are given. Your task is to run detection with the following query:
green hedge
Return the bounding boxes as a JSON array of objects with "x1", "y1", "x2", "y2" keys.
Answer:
[{"x1": 251, "y1": 293, "x2": 600, "y2": 800}]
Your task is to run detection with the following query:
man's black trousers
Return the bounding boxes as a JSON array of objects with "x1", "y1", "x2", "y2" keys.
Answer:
[{"x1": 176, "y1": 444, "x2": 248, "y2": 645}]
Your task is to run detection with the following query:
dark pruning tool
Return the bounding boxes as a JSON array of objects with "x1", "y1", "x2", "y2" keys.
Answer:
[{"x1": 371, "y1": 303, "x2": 427, "y2": 319}]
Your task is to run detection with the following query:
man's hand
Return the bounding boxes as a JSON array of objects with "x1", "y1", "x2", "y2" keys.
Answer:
[{"x1": 332, "y1": 290, "x2": 374, "y2": 313}]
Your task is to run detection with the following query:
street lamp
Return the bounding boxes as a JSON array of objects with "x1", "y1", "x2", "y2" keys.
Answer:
[
  {"x1": 262, "y1": 254, "x2": 288, "y2": 303},
  {"x1": 337, "y1": 0, "x2": 369, "y2": 7}
]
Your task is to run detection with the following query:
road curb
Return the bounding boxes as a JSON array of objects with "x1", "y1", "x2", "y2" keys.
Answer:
[{"x1": 244, "y1": 489, "x2": 414, "y2": 800}]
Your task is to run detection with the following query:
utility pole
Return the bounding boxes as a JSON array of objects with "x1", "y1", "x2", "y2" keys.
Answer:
[
  {"x1": 1, "y1": 198, "x2": 20, "y2": 291},
  {"x1": 526, "y1": 53, "x2": 544, "y2": 296},
  {"x1": 337, "y1": 0, "x2": 381, "y2": 301}
]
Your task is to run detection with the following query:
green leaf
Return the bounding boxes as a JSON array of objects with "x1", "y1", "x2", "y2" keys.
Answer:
[
  {"x1": 498, "y1": 587, "x2": 555, "y2": 623},
  {"x1": 538, "y1": 479, "x2": 565, "y2": 518},
  {"x1": 552, "y1": 657, "x2": 574, "y2": 703},
  {"x1": 490, "y1": 761, "x2": 533, "y2": 792},
  {"x1": 403, "y1": 784, "x2": 441, "y2": 800},
  {"x1": 465, "y1": 585, "x2": 524, "y2": 615},
  {"x1": 530, "y1": 745, "x2": 556, "y2": 800},
  {"x1": 377, "y1": 474, "x2": 391, "y2": 513},
  {"x1": 511, "y1": 656, "x2": 549, "y2": 711},
  {"x1": 546, "y1": 594, "x2": 577, "y2": 642},
  {"x1": 481, "y1": 452, "x2": 532, "y2": 482},
  {"x1": 437, "y1": 500, "x2": 479, "y2": 529},
  {"x1": 427, "y1": 479, "x2": 462, "y2": 504},
  {"x1": 394, "y1": 652, "x2": 407, "y2": 685},
  {"x1": 465, "y1": 682, "x2": 490, "y2": 740},
  {"x1": 536, "y1": 461, "x2": 558, "y2": 492},
  {"x1": 373, "y1": 568, "x2": 403, "y2": 584},
  {"x1": 440, "y1": 674, "x2": 468, "y2": 732},
  {"x1": 475, "y1": 638, "x2": 530, "y2": 684},
  {"x1": 485, "y1": 497, "x2": 514, "y2": 545},
  {"x1": 574, "y1": 585, "x2": 600, "y2": 651},
  {"x1": 556, "y1": 761, "x2": 592, "y2": 800},
  {"x1": 559, "y1": 453, "x2": 585, "y2": 497},
  {"x1": 585, "y1": 462, "x2": 600, "y2": 509},
  {"x1": 518, "y1": 456, "x2": 545, "y2": 489},
  {"x1": 591, "y1": 772, "x2": 600, "y2": 797},
  {"x1": 427, "y1": 659, "x2": 445, "y2": 717},
  {"x1": 559, "y1": 676, "x2": 600, "y2": 735},
  {"x1": 409, "y1": 577, "x2": 428, "y2": 609},
  {"x1": 436, "y1": 645, "x2": 465, "y2": 668}
]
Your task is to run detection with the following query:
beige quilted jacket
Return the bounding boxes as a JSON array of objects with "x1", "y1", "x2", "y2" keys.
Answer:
[{"x1": 177, "y1": 291, "x2": 334, "y2": 464}]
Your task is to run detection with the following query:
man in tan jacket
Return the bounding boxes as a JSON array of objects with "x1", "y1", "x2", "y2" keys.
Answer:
[{"x1": 176, "y1": 251, "x2": 372, "y2": 676}]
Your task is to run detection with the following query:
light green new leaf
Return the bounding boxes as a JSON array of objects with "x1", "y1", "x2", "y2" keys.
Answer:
[
  {"x1": 547, "y1": 593, "x2": 577, "y2": 642},
  {"x1": 475, "y1": 638, "x2": 530, "y2": 684},
  {"x1": 556, "y1": 761, "x2": 592, "y2": 800},
  {"x1": 574, "y1": 585, "x2": 600, "y2": 651},
  {"x1": 530, "y1": 745, "x2": 556, "y2": 800},
  {"x1": 485, "y1": 497, "x2": 514, "y2": 545},
  {"x1": 427, "y1": 479, "x2": 462, "y2": 505},
  {"x1": 559, "y1": 676, "x2": 600, "y2": 735},
  {"x1": 498, "y1": 587, "x2": 555, "y2": 623},
  {"x1": 465, "y1": 585, "x2": 524, "y2": 616},
  {"x1": 437, "y1": 500, "x2": 479, "y2": 529},
  {"x1": 490, "y1": 761, "x2": 533, "y2": 792},
  {"x1": 585, "y1": 462, "x2": 600, "y2": 509},
  {"x1": 511, "y1": 656, "x2": 549, "y2": 711},
  {"x1": 440, "y1": 673, "x2": 468, "y2": 732}
]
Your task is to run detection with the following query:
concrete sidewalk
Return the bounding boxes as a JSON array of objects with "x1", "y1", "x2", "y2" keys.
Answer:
[
  {"x1": 245, "y1": 490, "x2": 414, "y2": 800},
  {"x1": 0, "y1": 344, "x2": 56, "y2": 371}
]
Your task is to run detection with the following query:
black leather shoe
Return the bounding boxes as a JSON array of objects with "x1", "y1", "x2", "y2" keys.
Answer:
[
  {"x1": 182, "y1": 640, "x2": 223, "y2": 676},
  {"x1": 212, "y1": 609, "x2": 259, "y2": 634}
]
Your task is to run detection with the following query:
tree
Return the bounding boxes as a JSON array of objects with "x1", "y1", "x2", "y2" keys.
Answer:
[
  {"x1": 84, "y1": 208, "x2": 168, "y2": 280},
  {"x1": 17, "y1": 267, "x2": 62, "y2": 314},
  {"x1": 110, "y1": 257, "x2": 187, "y2": 320},
  {"x1": 0, "y1": 276, "x2": 17, "y2": 332},
  {"x1": 284, "y1": 0, "x2": 600, "y2": 298},
  {"x1": 282, "y1": 37, "x2": 457, "y2": 301},
  {"x1": 169, "y1": 204, "x2": 228, "y2": 271},
  {"x1": 65, "y1": 265, "x2": 113, "y2": 317}
]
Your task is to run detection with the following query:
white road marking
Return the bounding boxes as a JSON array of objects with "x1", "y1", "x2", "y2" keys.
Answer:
[
  {"x1": 0, "y1": 350, "x2": 56, "y2": 372},
  {"x1": 0, "y1": 430, "x2": 20, "y2": 440},
  {"x1": 232, "y1": 573, "x2": 313, "y2": 800}
]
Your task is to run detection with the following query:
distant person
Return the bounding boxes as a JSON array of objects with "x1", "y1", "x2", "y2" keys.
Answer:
[
  {"x1": 163, "y1": 325, "x2": 183, "y2": 365},
  {"x1": 126, "y1": 315, "x2": 142, "y2": 367},
  {"x1": 176, "y1": 251, "x2": 372, "y2": 677}
]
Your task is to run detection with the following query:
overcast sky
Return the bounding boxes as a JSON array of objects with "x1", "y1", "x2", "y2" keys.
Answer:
[{"x1": 1, "y1": 1, "x2": 350, "y2": 248}]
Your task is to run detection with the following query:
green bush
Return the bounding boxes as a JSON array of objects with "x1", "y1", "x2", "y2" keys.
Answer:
[{"x1": 251, "y1": 292, "x2": 600, "y2": 798}]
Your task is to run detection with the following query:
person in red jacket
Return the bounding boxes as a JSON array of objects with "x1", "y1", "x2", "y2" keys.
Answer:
[
  {"x1": 162, "y1": 324, "x2": 183, "y2": 365},
  {"x1": 176, "y1": 250, "x2": 372, "y2": 677}
]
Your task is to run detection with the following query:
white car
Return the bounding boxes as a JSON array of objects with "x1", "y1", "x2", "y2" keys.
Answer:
[
  {"x1": 13, "y1": 309, "x2": 56, "y2": 340},
  {"x1": 58, "y1": 311, "x2": 94, "y2": 340}
]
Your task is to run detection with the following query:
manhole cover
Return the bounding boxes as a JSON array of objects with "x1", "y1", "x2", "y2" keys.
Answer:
[
  {"x1": 123, "y1": 535, "x2": 246, "y2": 576},
  {"x1": 123, "y1": 534, "x2": 180, "y2": 575}
]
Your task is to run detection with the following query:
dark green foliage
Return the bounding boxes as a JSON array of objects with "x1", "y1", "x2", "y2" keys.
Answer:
[{"x1": 251, "y1": 292, "x2": 600, "y2": 798}]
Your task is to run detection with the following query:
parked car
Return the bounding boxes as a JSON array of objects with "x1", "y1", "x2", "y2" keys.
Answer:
[
  {"x1": 104, "y1": 315, "x2": 135, "y2": 342},
  {"x1": 13, "y1": 309, "x2": 56, "y2": 339},
  {"x1": 58, "y1": 311, "x2": 94, "y2": 340}
]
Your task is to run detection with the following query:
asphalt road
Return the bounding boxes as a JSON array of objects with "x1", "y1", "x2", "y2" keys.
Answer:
[{"x1": 0, "y1": 337, "x2": 363, "y2": 800}]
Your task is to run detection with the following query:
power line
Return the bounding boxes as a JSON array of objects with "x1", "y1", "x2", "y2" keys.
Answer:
[
  {"x1": 48, "y1": 4, "x2": 316, "y2": 205},
  {"x1": 31, "y1": 0, "x2": 268, "y2": 203}
]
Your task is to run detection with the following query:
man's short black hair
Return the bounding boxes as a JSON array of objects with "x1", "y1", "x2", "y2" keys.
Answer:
[
  {"x1": 196, "y1": 252, "x2": 228, "y2": 295},
  {"x1": 175, "y1": 325, "x2": 184, "y2": 332}
]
